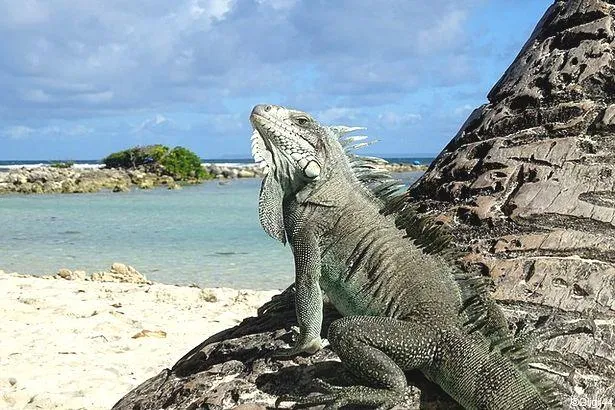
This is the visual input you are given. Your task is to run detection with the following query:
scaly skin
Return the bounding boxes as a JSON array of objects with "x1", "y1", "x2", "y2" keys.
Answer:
[{"x1": 249, "y1": 104, "x2": 554, "y2": 409}]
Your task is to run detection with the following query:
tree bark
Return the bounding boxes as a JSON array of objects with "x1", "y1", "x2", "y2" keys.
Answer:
[
  {"x1": 408, "y1": 0, "x2": 615, "y2": 405},
  {"x1": 113, "y1": 1, "x2": 614, "y2": 408}
]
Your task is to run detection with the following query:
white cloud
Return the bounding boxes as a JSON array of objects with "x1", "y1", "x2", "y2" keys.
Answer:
[
  {"x1": 20, "y1": 89, "x2": 52, "y2": 103},
  {"x1": 417, "y1": 10, "x2": 467, "y2": 54},
  {"x1": 0, "y1": 0, "x2": 483, "y2": 121},
  {"x1": 134, "y1": 114, "x2": 180, "y2": 135},
  {"x1": 1, "y1": 124, "x2": 93, "y2": 140},
  {"x1": 315, "y1": 107, "x2": 362, "y2": 124},
  {"x1": 256, "y1": 0, "x2": 298, "y2": 10},
  {"x1": 65, "y1": 125, "x2": 94, "y2": 136},
  {"x1": 378, "y1": 112, "x2": 422, "y2": 129},
  {"x1": 203, "y1": 112, "x2": 246, "y2": 135},
  {"x1": 190, "y1": 0, "x2": 235, "y2": 20},
  {"x1": 0, "y1": 0, "x2": 49, "y2": 27},
  {"x1": 3, "y1": 126, "x2": 35, "y2": 140},
  {"x1": 0, "y1": 0, "x2": 513, "y2": 159},
  {"x1": 74, "y1": 91, "x2": 115, "y2": 104},
  {"x1": 454, "y1": 104, "x2": 475, "y2": 116}
]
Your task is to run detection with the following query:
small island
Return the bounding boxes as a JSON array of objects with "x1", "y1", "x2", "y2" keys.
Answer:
[
  {"x1": 0, "y1": 144, "x2": 427, "y2": 195},
  {"x1": 0, "y1": 145, "x2": 210, "y2": 194}
]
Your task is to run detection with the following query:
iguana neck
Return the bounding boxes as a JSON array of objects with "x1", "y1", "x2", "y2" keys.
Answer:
[{"x1": 291, "y1": 159, "x2": 374, "y2": 208}]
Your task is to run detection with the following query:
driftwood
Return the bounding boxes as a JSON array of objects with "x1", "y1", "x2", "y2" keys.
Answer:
[{"x1": 113, "y1": 1, "x2": 614, "y2": 408}]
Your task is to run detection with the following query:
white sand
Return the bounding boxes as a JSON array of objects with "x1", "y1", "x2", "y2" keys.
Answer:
[{"x1": 0, "y1": 271, "x2": 279, "y2": 409}]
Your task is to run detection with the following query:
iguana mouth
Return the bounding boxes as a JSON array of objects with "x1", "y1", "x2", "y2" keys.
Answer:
[{"x1": 250, "y1": 128, "x2": 272, "y2": 175}]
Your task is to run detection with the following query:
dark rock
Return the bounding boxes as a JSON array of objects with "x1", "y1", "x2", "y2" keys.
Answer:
[
  {"x1": 113, "y1": 184, "x2": 130, "y2": 193},
  {"x1": 113, "y1": 287, "x2": 458, "y2": 409}
]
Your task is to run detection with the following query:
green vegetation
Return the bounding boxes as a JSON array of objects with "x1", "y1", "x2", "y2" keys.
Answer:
[
  {"x1": 159, "y1": 146, "x2": 208, "y2": 181},
  {"x1": 102, "y1": 145, "x2": 210, "y2": 181},
  {"x1": 50, "y1": 161, "x2": 75, "y2": 169},
  {"x1": 102, "y1": 145, "x2": 167, "y2": 169}
]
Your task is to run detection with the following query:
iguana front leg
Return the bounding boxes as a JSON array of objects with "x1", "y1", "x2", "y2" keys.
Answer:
[
  {"x1": 257, "y1": 284, "x2": 295, "y2": 316},
  {"x1": 275, "y1": 230, "x2": 324, "y2": 356}
]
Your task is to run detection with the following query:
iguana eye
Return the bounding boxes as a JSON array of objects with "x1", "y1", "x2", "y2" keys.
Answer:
[{"x1": 294, "y1": 116, "x2": 310, "y2": 126}]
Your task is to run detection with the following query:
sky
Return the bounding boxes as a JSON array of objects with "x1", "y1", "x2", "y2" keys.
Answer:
[{"x1": 0, "y1": 0, "x2": 553, "y2": 160}]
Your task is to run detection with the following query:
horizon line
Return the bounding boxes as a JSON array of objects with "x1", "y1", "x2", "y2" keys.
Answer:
[{"x1": 0, "y1": 154, "x2": 439, "y2": 162}]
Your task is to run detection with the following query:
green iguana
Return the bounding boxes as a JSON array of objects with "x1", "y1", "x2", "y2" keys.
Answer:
[{"x1": 249, "y1": 104, "x2": 557, "y2": 409}]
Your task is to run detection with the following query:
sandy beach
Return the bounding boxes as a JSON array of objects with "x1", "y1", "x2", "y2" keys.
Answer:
[{"x1": 0, "y1": 269, "x2": 279, "y2": 409}]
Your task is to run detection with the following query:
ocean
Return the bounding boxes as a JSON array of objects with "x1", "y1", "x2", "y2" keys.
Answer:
[
  {"x1": 0, "y1": 163, "x2": 425, "y2": 290},
  {"x1": 0, "y1": 157, "x2": 434, "y2": 171}
]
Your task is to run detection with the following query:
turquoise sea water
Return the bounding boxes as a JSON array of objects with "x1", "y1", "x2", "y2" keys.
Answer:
[
  {"x1": 0, "y1": 172, "x2": 422, "y2": 290},
  {"x1": 0, "y1": 157, "x2": 434, "y2": 168}
]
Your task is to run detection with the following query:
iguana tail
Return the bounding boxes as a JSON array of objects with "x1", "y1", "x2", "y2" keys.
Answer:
[{"x1": 427, "y1": 327, "x2": 559, "y2": 410}]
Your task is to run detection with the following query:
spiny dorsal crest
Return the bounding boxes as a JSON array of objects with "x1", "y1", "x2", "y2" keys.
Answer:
[
  {"x1": 330, "y1": 125, "x2": 454, "y2": 256},
  {"x1": 329, "y1": 125, "x2": 406, "y2": 205}
]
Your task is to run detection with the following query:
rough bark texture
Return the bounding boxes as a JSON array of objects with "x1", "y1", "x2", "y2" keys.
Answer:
[
  {"x1": 408, "y1": 0, "x2": 615, "y2": 406},
  {"x1": 113, "y1": 1, "x2": 614, "y2": 408}
]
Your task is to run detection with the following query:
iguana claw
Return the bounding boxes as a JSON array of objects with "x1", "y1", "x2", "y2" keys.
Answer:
[
  {"x1": 274, "y1": 394, "x2": 300, "y2": 408},
  {"x1": 272, "y1": 336, "x2": 324, "y2": 358},
  {"x1": 311, "y1": 378, "x2": 344, "y2": 392},
  {"x1": 275, "y1": 393, "x2": 347, "y2": 410}
]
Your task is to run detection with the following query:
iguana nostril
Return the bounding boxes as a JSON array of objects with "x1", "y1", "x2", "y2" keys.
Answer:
[{"x1": 264, "y1": 105, "x2": 272, "y2": 112}]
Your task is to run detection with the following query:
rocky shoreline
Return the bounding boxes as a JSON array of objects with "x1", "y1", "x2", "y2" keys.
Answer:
[
  {"x1": 50, "y1": 262, "x2": 151, "y2": 284},
  {"x1": 0, "y1": 167, "x2": 181, "y2": 194},
  {"x1": 0, "y1": 162, "x2": 427, "y2": 195},
  {"x1": 204, "y1": 162, "x2": 426, "y2": 179}
]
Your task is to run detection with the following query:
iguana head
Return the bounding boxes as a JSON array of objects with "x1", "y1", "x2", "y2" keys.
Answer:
[
  {"x1": 250, "y1": 104, "x2": 397, "y2": 244},
  {"x1": 250, "y1": 104, "x2": 350, "y2": 243},
  {"x1": 250, "y1": 104, "x2": 332, "y2": 191}
]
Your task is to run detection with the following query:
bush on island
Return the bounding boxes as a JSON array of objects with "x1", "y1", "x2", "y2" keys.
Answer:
[
  {"x1": 50, "y1": 161, "x2": 75, "y2": 169},
  {"x1": 102, "y1": 145, "x2": 211, "y2": 181},
  {"x1": 102, "y1": 145, "x2": 167, "y2": 169},
  {"x1": 159, "y1": 146, "x2": 209, "y2": 181}
]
